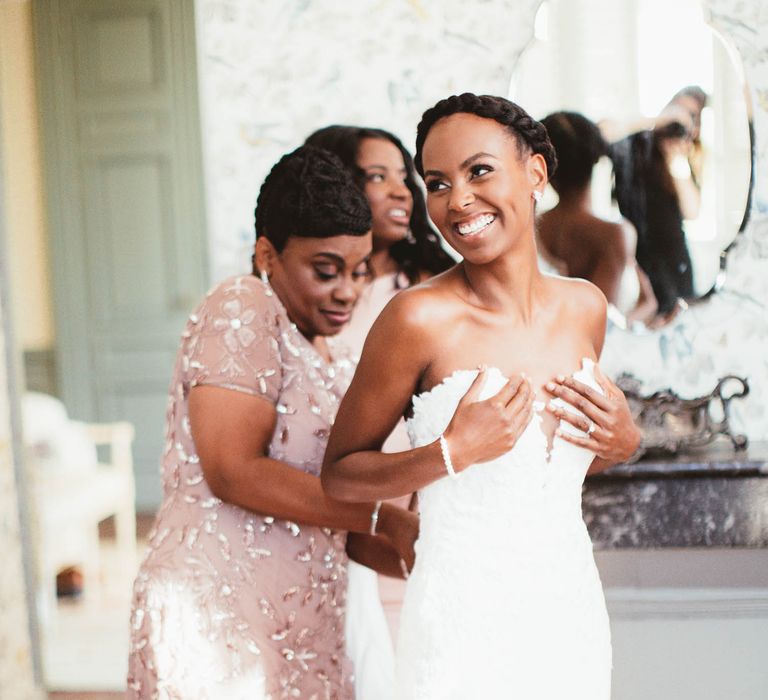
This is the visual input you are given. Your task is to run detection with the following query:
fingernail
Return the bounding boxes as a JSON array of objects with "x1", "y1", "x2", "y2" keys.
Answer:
[
  {"x1": 556, "y1": 374, "x2": 565, "y2": 382},
  {"x1": 546, "y1": 382, "x2": 556, "y2": 392}
]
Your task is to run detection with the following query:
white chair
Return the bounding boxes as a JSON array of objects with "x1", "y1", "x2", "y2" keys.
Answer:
[{"x1": 22, "y1": 393, "x2": 137, "y2": 627}]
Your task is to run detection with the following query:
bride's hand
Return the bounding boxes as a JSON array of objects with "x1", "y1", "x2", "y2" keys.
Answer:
[
  {"x1": 544, "y1": 364, "x2": 641, "y2": 463},
  {"x1": 443, "y1": 367, "x2": 535, "y2": 472}
]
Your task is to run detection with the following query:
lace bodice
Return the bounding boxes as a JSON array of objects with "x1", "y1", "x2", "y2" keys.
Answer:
[{"x1": 396, "y1": 359, "x2": 612, "y2": 699}]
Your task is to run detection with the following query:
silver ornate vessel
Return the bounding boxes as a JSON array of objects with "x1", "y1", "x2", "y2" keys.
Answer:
[{"x1": 615, "y1": 374, "x2": 750, "y2": 461}]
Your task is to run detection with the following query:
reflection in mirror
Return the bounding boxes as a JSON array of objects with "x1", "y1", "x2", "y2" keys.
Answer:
[{"x1": 512, "y1": 0, "x2": 753, "y2": 326}]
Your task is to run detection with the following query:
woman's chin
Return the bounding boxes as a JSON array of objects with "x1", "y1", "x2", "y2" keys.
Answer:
[
  {"x1": 374, "y1": 226, "x2": 410, "y2": 247},
  {"x1": 450, "y1": 238, "x2": 499, "y2": 265},
  {"x1": 316, "y1": 314, "x2": 351, "y2": 336}
]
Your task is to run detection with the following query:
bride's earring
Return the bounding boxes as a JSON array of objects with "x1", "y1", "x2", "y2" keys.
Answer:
[
  {"x1": 406, "y1": 228, "x2": 416, "y2": 244},
  {"x1": 259, "y1": 268, "x2": 273, "y2": 296},
  {"x1": 532, "y1": 190, "x2": 542, "y2": 203}
]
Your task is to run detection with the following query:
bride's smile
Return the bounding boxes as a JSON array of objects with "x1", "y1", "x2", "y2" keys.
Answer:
[
  {"x1": 453, "y1": 212, "x2": 496, "y2": 237},
  {"x1": 420, "y1": 113, "x2": 546, "y2": 266}
]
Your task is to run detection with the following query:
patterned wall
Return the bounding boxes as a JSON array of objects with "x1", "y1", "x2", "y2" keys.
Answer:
[{"x1": 195, "y1": 0, "x2": 768, "y2": 440}]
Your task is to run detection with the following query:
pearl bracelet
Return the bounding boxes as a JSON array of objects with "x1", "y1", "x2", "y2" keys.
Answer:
[
  {"x1": 369, "y1": 500, "x2": 382, "y2": 536},
  {"x1": 439, "y1": 434, "x2": 459, "y2": 480}
]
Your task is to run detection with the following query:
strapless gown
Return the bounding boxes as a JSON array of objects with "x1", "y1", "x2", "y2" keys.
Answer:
[{"x1": 396, "y1": 359, "x2": 612, "y2": 699}]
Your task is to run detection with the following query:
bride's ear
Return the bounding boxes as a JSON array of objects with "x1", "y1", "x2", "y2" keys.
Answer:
[{"x1": 526, "y1": 152, "x2": 548, "y2": 190}]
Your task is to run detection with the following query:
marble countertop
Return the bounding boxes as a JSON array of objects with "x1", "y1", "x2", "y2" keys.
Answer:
[
  {"x1": 591, "y1": 440, "x2": 768, "y2": 480},
  {"x1": 583, "y1": 441, "x2": 768, "y2": 549}
]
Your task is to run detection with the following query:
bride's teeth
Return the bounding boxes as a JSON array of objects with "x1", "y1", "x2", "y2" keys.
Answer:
[
  {"x1": 457, "y1": 214, "x2": 494, "y2": 235},
  {"x1": 389, "y1": 208, "x2": 407, "y2": 217}
]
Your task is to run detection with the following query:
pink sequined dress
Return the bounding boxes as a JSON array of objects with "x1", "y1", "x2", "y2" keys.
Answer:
[{"x1": 128, "y1": 274, "x2": 356, "y2": 699}]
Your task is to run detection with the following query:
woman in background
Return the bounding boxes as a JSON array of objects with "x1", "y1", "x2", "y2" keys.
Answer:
[
  {"x1": 127, "y1": 145, "x2": 417, "y2": 699},
  {"x1": 538, "y1": 111, "x2": 658, "y2": 325},
  {"x1": 305, "y1": 124, "x2": 454, "y2": 699},
  {"x1": 305, "y1": 126, "x2": 455, "y2": 355}
]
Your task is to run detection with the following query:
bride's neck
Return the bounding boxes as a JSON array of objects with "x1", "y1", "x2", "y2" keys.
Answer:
[{"x1": 462, "y1": 240, "x2": 543, "y2": 322}]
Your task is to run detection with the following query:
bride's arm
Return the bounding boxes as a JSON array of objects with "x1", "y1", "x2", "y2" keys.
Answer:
[{"x1": 322, "y1": 289, "x2": 534, "y2": 502}]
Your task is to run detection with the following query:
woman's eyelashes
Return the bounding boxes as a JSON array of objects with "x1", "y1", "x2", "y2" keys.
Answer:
[
  {"x1": 425, "y1": 164, "x2": 493, "y2": 193},
  {"x1": 313, "y1": 264, "x2": 371, "y2": 282},
  {"x1": 314, "y1": 265, "x2": 338, "y2": 281},
  {"x1": 425, "y1": 178, "x2": 447, "y2": 193},
  {"x1": 469, "y1": 163, "x2": 493, "y2": 179},
  {"x1": 365, "y1": 170, "x2": 409, "y2": 185},
  {"x1": 353, "y1": 262, "x2": 372, "y2": 279}
]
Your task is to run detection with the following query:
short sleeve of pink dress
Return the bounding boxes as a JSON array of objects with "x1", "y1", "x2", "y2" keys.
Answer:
[
  {"x1": 186, "y1": 277, "x2": 281, "y2": 402},
  {"x1": 127, "y1": 275, "x2": 356, "y2": 700}
]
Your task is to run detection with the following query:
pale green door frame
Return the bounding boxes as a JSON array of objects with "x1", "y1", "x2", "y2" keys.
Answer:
[{"x1": 34, "y1": 0, "x2": 209, "y2": 509}]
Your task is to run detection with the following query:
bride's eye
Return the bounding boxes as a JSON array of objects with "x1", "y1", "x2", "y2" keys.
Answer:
[
  {"x1": 425, "y1": 178, "x2": 447, "y2": 193},
  {"x1": 469, "y1": 164, "x2": 493, "y2": 179}
]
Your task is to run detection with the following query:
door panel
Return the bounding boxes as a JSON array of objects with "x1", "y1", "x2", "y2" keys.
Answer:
[{"x1": 35, "y1": 0, "x2": 208, "y2": 509}]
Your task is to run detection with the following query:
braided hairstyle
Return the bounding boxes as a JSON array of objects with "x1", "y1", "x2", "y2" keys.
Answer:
[
  {"x1": 305, "y1": 125, "x2": 454, "y2": 286},
  {"x1": 254, "y1": 145, "x2": 371, "y2": 257},
  {"x1": 540, "y1": 111, "x2": 607, "y2": 192},
  {"x1": 414, "y1": 93, "x2": 558, "y2": 182}
]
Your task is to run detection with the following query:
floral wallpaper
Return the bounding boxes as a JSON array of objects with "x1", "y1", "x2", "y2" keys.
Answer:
[
  {"x1": 195, "y1": 0, "x2": 768, "y2": 440},
  {"x1": 195, "y1": 0, "x2": 541, "y2": 278}
]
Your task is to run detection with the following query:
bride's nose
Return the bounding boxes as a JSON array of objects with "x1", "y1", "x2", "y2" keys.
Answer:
[{"x1": 448, "y1": 182, "x2": 475, "y2": 212}]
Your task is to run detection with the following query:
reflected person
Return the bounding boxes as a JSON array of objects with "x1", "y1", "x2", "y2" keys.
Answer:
[
  {"x1": 610, "y1": 86, "x2": 708, "y2": 315},
  {"x1": 538, "y1": 111, "x2": 657, "y2": 325}
]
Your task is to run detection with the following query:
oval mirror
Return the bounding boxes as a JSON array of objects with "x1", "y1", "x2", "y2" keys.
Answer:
[{"x1": 511, "y1": 0, "x2": 753, "y2": 327}]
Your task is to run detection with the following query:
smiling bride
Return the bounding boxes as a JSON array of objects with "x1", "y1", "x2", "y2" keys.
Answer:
[{"x1": 322, "y1": 94, "x2": 641, "y2": 699}]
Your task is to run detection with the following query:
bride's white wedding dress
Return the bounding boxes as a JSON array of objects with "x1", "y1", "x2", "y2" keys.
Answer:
[{"x1": 397, "y1": 359, "x2": 612, "y2": 699}]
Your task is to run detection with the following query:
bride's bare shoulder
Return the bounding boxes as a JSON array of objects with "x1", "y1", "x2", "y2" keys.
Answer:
[
  {"x1": 380, "y1": 267, "x2": 464, "y2": 325},
  {"x1": 356, "y1": 269, "x2": 463, "y2": 370},
  {"x1": 546, "y1": 275, "x2": 607, "y2": 328}
]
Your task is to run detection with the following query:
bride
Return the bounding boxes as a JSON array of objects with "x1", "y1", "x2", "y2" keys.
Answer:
[{"x1": 322, "y1": 93, "x2": 641, "y2": 699}]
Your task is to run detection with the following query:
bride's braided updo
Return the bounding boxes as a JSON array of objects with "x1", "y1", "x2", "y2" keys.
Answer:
[{"x1": 414, "y1": 93, "x2": 558, "y2": 180}]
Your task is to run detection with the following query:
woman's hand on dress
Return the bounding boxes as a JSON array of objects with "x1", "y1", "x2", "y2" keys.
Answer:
[
  {"x1": 443, "y1": 368, "x2": 535, "y2": 472},
  {"x1": 544, "y1": 364, "x2": 641, "y2": 464},
  {"x1": 377, "y1": 504, "x2": 420, "y2": 574}
]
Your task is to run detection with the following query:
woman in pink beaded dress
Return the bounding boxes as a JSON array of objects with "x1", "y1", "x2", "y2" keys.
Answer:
[{"x1": 127, "y1": 146, "x2": 418, "y2": 699}]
